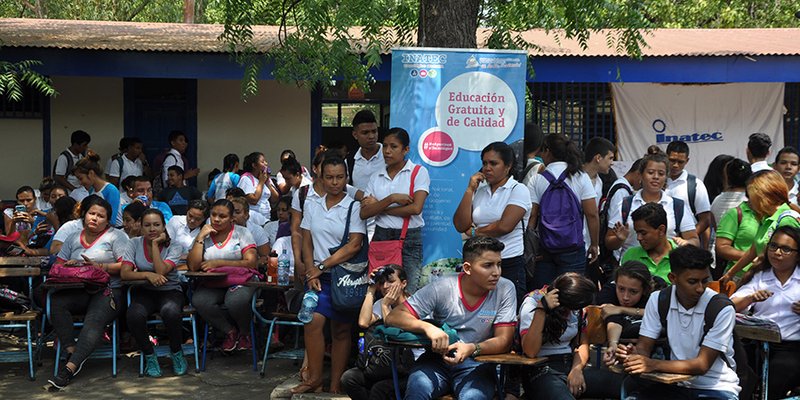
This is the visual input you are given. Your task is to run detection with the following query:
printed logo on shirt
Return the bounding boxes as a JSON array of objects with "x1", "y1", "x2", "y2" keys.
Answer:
[{"x1": 477, "y1": 309, "x2": 497, "y2": 325}]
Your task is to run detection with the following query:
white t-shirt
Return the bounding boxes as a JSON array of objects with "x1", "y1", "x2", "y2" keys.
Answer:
[
  {"x1": 352, "y1": 144, "x2": 385, "y2": 191},
  {"x1": 789, "y1": 182, "x2": 799, "y2": 205},
  {"x1": 161, "y1": 149, "x2": 184, "y2": 185},
  {"x1": 264, "y1": 220, "x2": 280, "y2": 245},
  {"x1": 710, "y1": 192, "x2": 747, "y2": 227},
  {"x1": 364, "y1": 160, "x2": 430, "y2": 229},
  {"x1": 518, "y1": 291, "x2": 578, "y2": 357},
  {"x1": 277, "y1": 168, "x2": 313, "y2": 188},
  {"x1": 54, "y1": 148, "x2": 82, "y2": 188},
  {"x1": 246, "y1": 220, "x2": 270, "y2": 247},
  {"x1": 732, "y1": 267, "x2": 800, "y2": 341},
  {"x1": 53, "y1": 219, "x2": 84, "y2": 244},
  {"x1": 56, "y1": 227, "x2": 129, "y2": 288},
  {"x1": 166, "y1": 215, "x2": 201, "y2": 253},
  {"x1": 107, "y1": 154, "x2": 144, "y2": 183},
  {"x1": 404, "y1": 273, "x2": 517, "y2": 344},
  {"x1": 237, "y1": 172, "x2": 272, "y2": 220},
  {"x1": 121, "y1": 237, "x2": 183, "y2": 291},
  {"x1": 666, "y1": 170, "x2": 712, "y2": 216},
  {"x1": 69, "y1": 186, "x2": 92, "y2": 203},
  {"x1": 299, "y1": 194, "x2": 366, "y2": 265},
  {"x1": 607, "y1": 190, "x2": 697, "y2": 256},
  {"x1": 199, "y1": 225, "x2": 257, "y2": 262},
  {"x1": 472, "y1": 178, "x2": 531, "y2": 258},
  {"x1": 639, "y1": 287, "x2": 740, "y2": 394}
]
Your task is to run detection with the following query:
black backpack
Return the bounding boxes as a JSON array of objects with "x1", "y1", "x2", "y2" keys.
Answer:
[
  {"x1": 52, "y1": 150, "x2": 76, "y2": 178},
  {"x1": 656, "y1": 287, "x2": 755, "y2": 398},
  {"x1": 357, "y1": 324, "x2": 414, "y2": 380}
]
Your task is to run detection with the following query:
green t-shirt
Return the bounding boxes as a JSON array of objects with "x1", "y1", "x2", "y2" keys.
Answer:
[
  {"x1": 753, "y1": 203, "x2": 800, "y2": 256},
  {"x1": 620, "y1": 239, "x2": 677, "y2": 282},
  {"x1": 716, "y1": 202, "x2": 758, "y2": 274}
]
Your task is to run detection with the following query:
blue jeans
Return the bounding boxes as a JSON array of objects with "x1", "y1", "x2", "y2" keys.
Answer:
[
  {"x1": 622, "y1": 375, "x2": 739, "y2": 400},
  {"x1": 501, "y1": 255, "x2": 527, "y2": 305},
  {"x1": 373, "y1": 226, "x2": 423, "y2": 293},
  {"x1": 404, "y1": 352, "x2": 496, "y2": 400},
  {"x1": 531, "y1": 247, "x2": 587, "y2": 289}
]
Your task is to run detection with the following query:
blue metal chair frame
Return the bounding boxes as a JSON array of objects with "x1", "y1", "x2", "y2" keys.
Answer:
[
  {"x1": 0, "y1": 269, "x2": 40, "y2": 380},
  {"x1": 249, "y1": 288, "x2": 304, "y2": 378},
  {"x1": 125, "y1": 285, "x2": 201, "y2": 376}
]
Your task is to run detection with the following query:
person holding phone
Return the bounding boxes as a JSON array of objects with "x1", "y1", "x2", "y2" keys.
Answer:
[
  {"x1": 48, "y1": 195, "x2": 130, "y2": 389},
  {"x1": 238, "y1": 152, "x2": 279, "y2": 221},
  {"x1": 3, "y1": 186, "x2": 43, "y2": 237}
]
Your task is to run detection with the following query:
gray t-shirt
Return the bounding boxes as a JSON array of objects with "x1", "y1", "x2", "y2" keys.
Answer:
[
  {"x1": 57, "y1": 227, "x2": 129, "y2": 288},
  {"x1": 518, "y1": 290, "x2": 579, "y2": 357},
  {"x1": 122, "y1": 237, "x2": 183, "y2": 292},
  {"x1": 404, "y1": 274, "x2": 517, "y2": 344}
]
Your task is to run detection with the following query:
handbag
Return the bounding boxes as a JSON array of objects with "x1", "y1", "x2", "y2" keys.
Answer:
[
  {"x1": 48, "y1": 263, "x2": 110, "y2": 285},
  {"x1": 367, "y1": 164, "x2": 421, "y2": 273},
  {"x1": 203, "y1": 266, "x2": 263, "y2": 288},
  {"x1": 329, "y1": 200, "x2": 369, "y2": 311}
]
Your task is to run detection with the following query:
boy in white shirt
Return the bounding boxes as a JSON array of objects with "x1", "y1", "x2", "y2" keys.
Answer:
[
  {"x1": 612, "y1": 245, "x2": 740, "y2": 400},
  {"x1": 385, "y1": 236, "x2": 517, "y2": 400},
  {"x1": 664, "y1": 141, "x2": 712, "y2": 248}
]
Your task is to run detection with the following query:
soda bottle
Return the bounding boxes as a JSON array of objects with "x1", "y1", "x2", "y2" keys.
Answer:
[
  {"x1": 297, "y1": 290, "x2": 318, "y2": 324},
  {"x1": 357, "y1": 332, "x2": 365, "y2": 354}
]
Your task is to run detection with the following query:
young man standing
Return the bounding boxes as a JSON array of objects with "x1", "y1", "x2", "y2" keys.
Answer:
[
  {"x1": 613, "y1": 245, "x2": 740, "y2": 400},
  {"x1": 53, "y1": 130, "x2": 91, "y2": 191},
  {"x1": 620, "y1": 203, "x2": 677, "y2": 282},
  {"x1": 747, "y1": 132, "x2": 773, "y2": 172},
  {"x1": 664, "y1": 141, "x2": 712, "y2": 248},
  {"x1": 583, "y1": 137, "x2": 616, "y2": 252},
  {"x1": 385, "y1": 236, "x2": 517, "y2": 400},
  {"x1": 161, "y1": 130, "x2": 199, "y2": 185},
  {"x1": 773, "y1": 146, "x2": 799, "y2": 204},
  {"x1": 159, "y1": 166, "x2": 202, "y2": 216},
  {"x1": 107, "y1": 137, "x2": 148, "y2": 187},
  {"x1": 350, "y1": 110, "x2": 383, "y2": 191}
]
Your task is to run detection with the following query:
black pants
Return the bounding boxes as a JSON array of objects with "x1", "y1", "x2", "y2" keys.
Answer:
[
  {"x1": 747, "y1": 340, "x2": 800, "y2": 399},
  {"x1": 49, "y1": 287, "x2": 123, "y2": 366},
  {"x1": 126, "y1": 288, "x2": 185, "y2": 354},
  {"x1": 340, "y1": 367, "x2": 404, "y2": 400},
  {"x1": 522, "y1": 353, "x2": 623, "y2": 399}
]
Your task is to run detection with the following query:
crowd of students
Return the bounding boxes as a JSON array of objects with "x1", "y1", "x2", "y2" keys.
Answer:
[{"x1": 2, "y1": 112, "x2": 799, "y2": 399}]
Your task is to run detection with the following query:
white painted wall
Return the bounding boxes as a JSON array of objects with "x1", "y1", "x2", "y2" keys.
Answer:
[
  {"x1": 196, "y1": 80, "x2": 311, "y2": 189},
  {"x1": 0, "y1": 119, "x2": 43, "y2": 199}
]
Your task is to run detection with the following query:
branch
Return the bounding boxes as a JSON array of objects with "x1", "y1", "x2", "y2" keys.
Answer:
[{"x1": 125, "y1": 0, "x2": 154, "y2": 21}]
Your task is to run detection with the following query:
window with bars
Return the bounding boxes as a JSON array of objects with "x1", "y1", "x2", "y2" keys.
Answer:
[{"x1": 0, "y1": 86, "x2": 45, "y2": 119}]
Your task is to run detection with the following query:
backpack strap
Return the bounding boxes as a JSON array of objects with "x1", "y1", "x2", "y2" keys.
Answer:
[
  {"x1": 601, "y1": 183, "x2": 633, "y2": 215},
  {"x1": 522, "y1": 160, "x2": 541, "y2": 181},
  {"x1": 299, "y1": 185, "x2": 310, "y2": 211},
  {"x1": 53, "y1": 150, "x2": 74, "y2": 177},
  {"x1": 687, "y1": 174, "x2": 698, "y2": 216},
  {"x1": 702, "y1": 294, "x2": 736, "y2": 369},
  {"x1": 672, "y1": 197, "x2": 685, "y2": 236},
  {"x1": 620, "y1": 195, "x2": 634, "y2": 224},
  {"x1": 657, "y1": 286, "x2": 671, "y2": 339},
  {"x1": 116, "y1": 154, "x2": 125, "y2": 177},
  {"x1": 736, "y1": 205, "x2": 743, "y2": 225}
]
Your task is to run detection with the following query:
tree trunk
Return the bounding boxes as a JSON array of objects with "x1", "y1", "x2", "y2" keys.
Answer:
[
  {"x1": 183, "y1": 0, "x2": 195, "y2": 23},
  {"x1": 417, "y1": 0, "x2": 480, "y2": 48}
]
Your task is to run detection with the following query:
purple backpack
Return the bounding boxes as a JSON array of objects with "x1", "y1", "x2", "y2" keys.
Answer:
[{"x1": 538, "y1": 170, "x2": 584, "y2": 252}]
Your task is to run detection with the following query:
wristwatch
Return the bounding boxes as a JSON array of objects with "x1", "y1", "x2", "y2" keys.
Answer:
[
  {"x1": 317, "y1": 263, "x2": 325, "y2": 271},
  {"x1": 473, "y1": 342, "x2": 482, "y2": 357}
]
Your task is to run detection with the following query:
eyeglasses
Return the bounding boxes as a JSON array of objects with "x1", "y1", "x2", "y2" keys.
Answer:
[{"x1": 767, "y1": 243, "x2": 798, "y2": 255}]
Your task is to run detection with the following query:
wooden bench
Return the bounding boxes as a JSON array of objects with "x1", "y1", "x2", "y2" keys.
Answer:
[
  {"x1": 0, "y1": 267, "x2": 40, "y2": 278},
  {"x1": 0, "y1": 310, "x2": 39, "y2": 321},
  {"x1": 474, "y1": 352, "x2": 547, "y2": 366},
  {"x1": 0, "y1": 256, "x2": 48, "y2": 266}
]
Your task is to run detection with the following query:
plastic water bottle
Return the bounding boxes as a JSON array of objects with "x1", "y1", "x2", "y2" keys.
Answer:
[
  {"x1": 297, "y1": 290, "x2": 318, "y2": 324},
  {"x1": 277, "y1": 249, "x2": 290, "y2": 286},
  {"x1": 357, "y1": 332, "x2": 365, "y2": 354}
]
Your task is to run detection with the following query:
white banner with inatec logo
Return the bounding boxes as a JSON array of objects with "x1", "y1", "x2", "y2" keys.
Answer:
[{"x1": 612, "y1": 83, "x2": 785, "y2": 175}]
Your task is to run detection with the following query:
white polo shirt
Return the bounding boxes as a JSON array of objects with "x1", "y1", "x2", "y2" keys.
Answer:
[
  {"x1": 365, "y1": 160, "x2": 430, "y2": 230},
  {"x1": 288, "y1": 176, "x2": 314, "y2": 197},
  {"x1": 732, "y1": 267, "x2": 800, "y2": 341},
  {"x1": 107, "y1": 155, "x2": 144, "y2": 183},
  {"x1": 666, "y1": 170, "x2": 711, "y2": 216},
  {"x1": 166, "y1": 215, "x2": 201, "y2": 253},
  {"x1": 472, "y1": 178, "x2": 531, "y2": 258},
  {"x1": 751, "y1": 160, "x2": 771, "y2": 172},
  {"x1": 606, "y1": 178, "x2": 634, "y2": 259},
  {"x1": 54, "y1": 148, "x2": 82, "y2": 188},
  {"x1": 351, "y1": 143, "x2": 384, "y2": 191},
  {"x1": 276, "y1": 166, "x2": 312, "y2": 187},
  {"x1": 608, "y1": 190, "x2": 697, "y2": 256},
  {"x1": 161, "y1": 148, "x2": 184, "y2": 185},
  {"x1": 789, "y1": 182, "x2": 799, "y2": 205},
  {"x1": 299, "y1": 194, "x2": 366, "y2": 265},
  {"x1": 639, "y1": 287, "x2": 740, "y2": 395},
  {"x1": 291, "y1": 184, "x2": 359, "y2": 213},
  {"x1": 245, "y1": 220, "x2": 270, "y2": 247},
  {"x1": 237, "y1": 172, "x2": 272, "y2": 220}
]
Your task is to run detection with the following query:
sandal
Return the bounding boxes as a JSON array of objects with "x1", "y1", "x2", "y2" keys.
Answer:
[
  {"x1": 298, "y1": 366, "x2": 309, "y2": 382},
  {"x1": 290, "y1": 379, "x2": 323, "y2": 394}
]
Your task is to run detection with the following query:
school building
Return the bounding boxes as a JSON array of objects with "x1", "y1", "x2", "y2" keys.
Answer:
[{"x1": 1, "y1": 18, "x2": 799, "y2": 198}]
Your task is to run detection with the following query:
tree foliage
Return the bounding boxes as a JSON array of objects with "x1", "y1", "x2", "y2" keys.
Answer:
[{"x1": 0, "y1": 59, "x2": 57, "y2": 102}]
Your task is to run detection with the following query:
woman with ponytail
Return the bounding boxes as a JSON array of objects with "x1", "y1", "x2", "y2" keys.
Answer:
[
  {"x1": 73, "y1": 151, "x2": 121, "y2": 226},
  {"x1": 520, "y1": 272, "x2": 622, "y2": 399}
]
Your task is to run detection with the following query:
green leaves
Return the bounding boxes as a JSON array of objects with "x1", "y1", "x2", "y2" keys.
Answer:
[{"x1": 0, "y1": 59, "x2": 57, "y2": 102}]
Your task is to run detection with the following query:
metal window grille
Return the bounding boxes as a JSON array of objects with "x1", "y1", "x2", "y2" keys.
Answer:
[
  {"x1": 785, "y1": 83, "x2": 800, "y2": 149},
  {"x1": 0, "y1": 86, "x2": 45, "y2": 119}
]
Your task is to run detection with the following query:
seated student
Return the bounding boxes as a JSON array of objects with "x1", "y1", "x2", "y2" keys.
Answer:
[
  {"x1": 3, "y1": 185, "x2": 43, "y2": 237},
  {"x1": 126, "y1": 176, "x2": 173, "y2": 222},
  {"x1": 731, "y1": 225, "x2": 800, "y2": 399},
  {"x1": 120, "y1": 209, "x2": 187, "y2": 377},
  {"x1": 520, "y1": 272, "x2": 622, "y2": 400},
  {"x1": 385, "y1": 236, "x2": 518, "y2": 400},
  {"x1": 620, "y1": 203, "x2": 678, "y2": 282},
  {"x1": 121, "y1": 202, "x2": 147, "y2": 239},
  {"x1": 597, "y1": 261, "x2": 661, "y2": 364},
  {"x1": 276, "y1": 149, "x2": 312, "y2": 193},
  {"x1": 613, "y1": 245, "x2": 741, "y2": 400},
  {"x1": 265, "y1": 196, "x2": 291, "y2": 246},
  {"x1": 230, "y1": 197, "x2": 271, "y2": 266},
  {"x1": 159, "y1": 166, "x2": 202, "y2": 216},
  {"x1": 341, "y1": 265, "x2": 416, "y2": 400},
  {"x1": 36, "y1": 177, "x2": 57, "y2": 211},
  {"x1": 166, "y1": 199, "x2": 209, "y2": 256},
  {"x1": 48, "y1": 195, "x2": 130, "y2": 389},
  {"x1": 207, "y1": 153, "x2": 240, "y2": 203},
  {"x1": 225, "y1": 187, "x2": 267, "y2": 227},
  {"x1": 116, "y1": 176, "x2": 137, "y2": 227}
]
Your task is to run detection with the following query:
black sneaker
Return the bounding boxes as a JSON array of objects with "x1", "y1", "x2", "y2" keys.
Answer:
[{"x1": 48, "y1": 366, "x2": 74, "y2": 390}]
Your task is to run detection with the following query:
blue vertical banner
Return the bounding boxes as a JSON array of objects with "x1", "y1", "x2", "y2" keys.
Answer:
[{"x1": 390, "y1": 48, "x2": 527, "y2": 278}]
